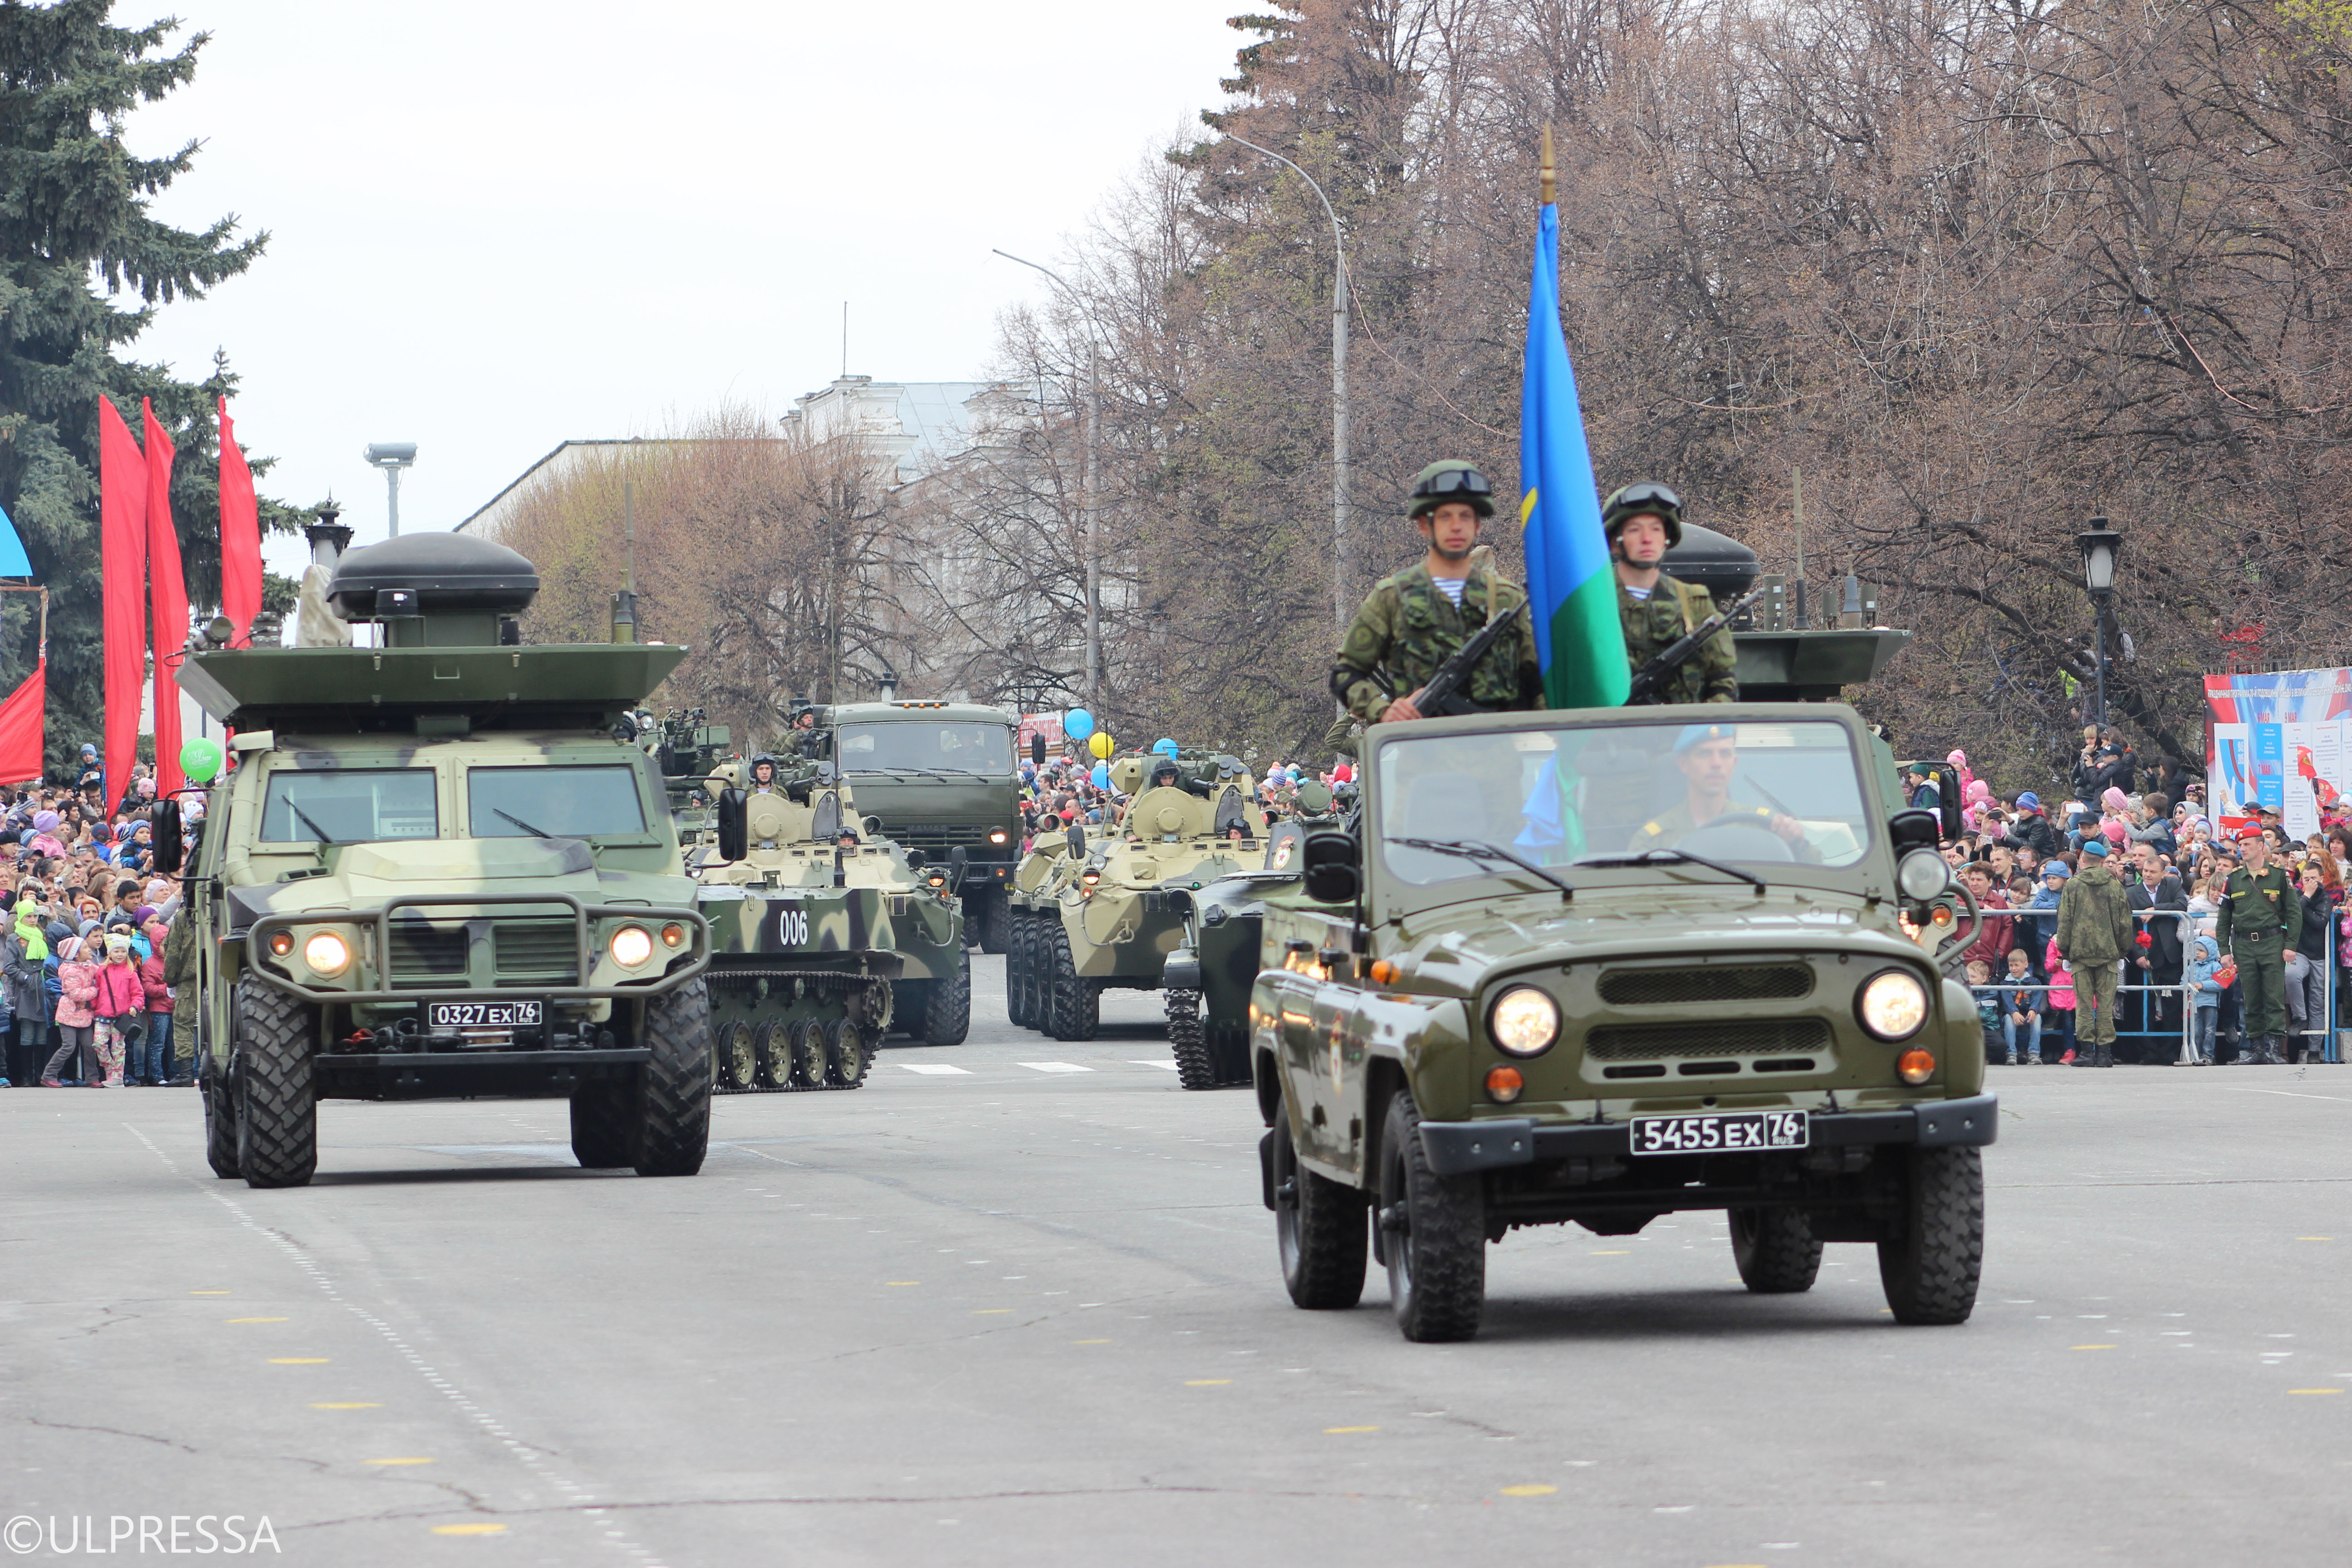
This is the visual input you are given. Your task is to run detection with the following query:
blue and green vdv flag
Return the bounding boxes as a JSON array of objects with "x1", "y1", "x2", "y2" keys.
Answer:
[{"x1": 1519, "y1": 201, "x2": 1629, "y2": 708}]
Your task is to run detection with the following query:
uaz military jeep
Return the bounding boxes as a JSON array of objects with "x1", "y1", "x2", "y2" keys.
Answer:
[
  {"x1": 1252, "y1": 703, "x2": 1993, "y2": 1340},
  {"x1": 166, "y1": 534, "x2": 715, "y2": 1188}
]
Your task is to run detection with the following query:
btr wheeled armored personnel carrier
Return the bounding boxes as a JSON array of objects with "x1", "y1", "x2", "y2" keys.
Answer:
[
  {"x1": 693, "y1": 760, "x2": 970, "y2": 1092},
  {"x1": 1007, "y1": 750, "x2": 1263, "y2": 1041},
  {"x1": 164, "y1": 532, "x2": 715, "y2": 1188}
]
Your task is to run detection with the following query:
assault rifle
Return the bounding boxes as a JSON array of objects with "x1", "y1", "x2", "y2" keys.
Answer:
[
  {"x1": 1359, "y1": 598, "x2": 1528, "y2": 719},
  {"x1": 1624, "y1": 583, "x2": 1766, "y2": 705}
]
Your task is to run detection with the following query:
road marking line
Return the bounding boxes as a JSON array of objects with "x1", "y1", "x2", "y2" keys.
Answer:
[
  {"x1": 367, "y1": 1457, "x2": 436, "y2": 1465},
  {"x1": 1019, "y1": 1062, "x2": 1093, "y2": 1073},
  {"x1": 431, "y1": 1523, "x2": 507, "y2": 1535},
  {"x1": 1590, "y1": 1250, "x2": 1630, "y2": 1255},
  {"x1": 1073, "y1": 1338, "x2": 1111, "y2": 1344},
  {"x1": 226, "y1": 1316, "x2": 289, "y2": 1323},
  {"x1": 310, "y1": 1402, "x2": 381, "y2": 1410},
  {"x1": 2071, "y1": 1345, "x2": 2118, "y2": 1351},
  {"x1": 1500, "y1": 1485, "x2": 1557, "y2": 1497},
  {"x1": 1324, "y1": 1426, "x2": 1380, "y2": 1434},
  {"x1": 899, "y1": 1064, "x2": 971, "y2": 1076},
  {"x1": 2288, "y1": 1388, "x2": 2344, "y2": 1395},
  {"x1": 885, "y1": 1281, "x2": 920, "y2": 1287},
  {"x1": 1185, "y1": 1379, "x2": 1231, "y2": 1386},
  {"x1": 2298, "y1": 1236, "x2": 2333, "y2": 1241},
  {"x1": 1130, "y1": 1060, "x2": 1178, "y2": 1070},
  {"x1": 973, "y1": 1309, "x2": 1011, "y2": 1315},
  {"x1": 269, "y1": 1358, "x2": 330, "y2": 1364}
]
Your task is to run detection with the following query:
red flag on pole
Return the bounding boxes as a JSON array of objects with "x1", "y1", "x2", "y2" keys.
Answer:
[
  {"x1": 143, "y1": 398, "x2": 187, "y2": 799},
  {"x1": 0, "y1": 658, "x2": 45, "y2": 785},
  {"x1": 218, "y1": 396, "x2": 260, "y2": 649},
  {"x1": 99, "y1": 397, "x2": 147, "y2": 815}
]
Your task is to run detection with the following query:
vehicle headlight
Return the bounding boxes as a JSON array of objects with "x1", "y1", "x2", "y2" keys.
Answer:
[
  {"x1": 1857, "y1": 969, "x2": 1929, "y2": 1040},
  {"x1": 1896, "y1": 849, "x2": 1950, "y2": 902},
  {"x1": 990, "y1": 829, "x2": 1009, "y2": 844},
  {"x1": 1488, "y1": 985, "x2": 1560, "y2": 1057},
  {"x1": 302, "y1": 931, "x2": 351, "y2": 978},
  {"x1": 609, "y1": 925, "x2": 654, "y2": 968}
]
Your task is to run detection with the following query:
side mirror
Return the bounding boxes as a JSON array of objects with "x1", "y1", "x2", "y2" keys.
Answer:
[
  {"x1": 949, "y1": 843, "x2": 969, "y2": 893},
  {"x1": 1301, "y1": 831, "x2": 1360, "y2": 905},
  {"x1": 1067, "y1": 824, "x2": 1085, "y2": 856},
  {"x1": 152, "y1": 799, "x2": 183, "y2": 875},
  {"x1": 1030, "y1": 733, "x2": 1046, "y2": 767},
  {"x1": 906, "y1": 848, "x2": 928, "y2": 870},
  {"x1": 1888, "y1": 809, "x2": 1940, "y2": 855},
  {"x1": 716, "y1": 789, "x2": 748, "y2": 862}
]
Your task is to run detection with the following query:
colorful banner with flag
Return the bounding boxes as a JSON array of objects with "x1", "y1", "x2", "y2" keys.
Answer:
[
  {"x1": 218, "y1": 396, "x2": 261, "y2": 648},
  {"x1": 0, "y1": 658, "x2": 45, "y2": 785},
  {"x1": 1519, "y1": 198, "x2": 1628, "y2": 708},
  {"x1": 98, "y1": 396, "x2": 147, "y2": 813},
  {"x1": 143, "y1": 398, "x2": 187, "y2": 799}
]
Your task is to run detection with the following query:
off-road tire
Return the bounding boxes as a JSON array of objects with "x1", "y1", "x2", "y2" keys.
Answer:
[
  {"x1": 788, "y1": 1020, "x2": 822, "y2": 1088},
  {"x1": 824, "y1": 1018, "x2": 868, "y2": 1088},
  {"x1": 1730, "y1": 1205, "x2": 1823, "y2": 1293},
  {"x1": 753, "y1": 1021, "x2": 785, "y2": 1087},
  {"x1": 1049, "y1": 926, "x2": 1098, "y2": 1042},
  {"x1": 1273, "y1": 1112, "x2": 1367, "y2": 1308},
  {"x1": 980, "y1": 887, "x2": 1011, "y2": 955},
  {"x1": 1167, "y1": 990, "x2": 1216, "y2": 1090},
  {"x1": 634, "y1": 979, "x2": 712, "y2": 1176},
  {"x1": 1021, "y1": 914, "x2": 1049, "y2": 1032},
  {"x1": 1003, "y1": 912, "x2": 1027, "y2": 1028},
  {"x1": 1033, "y1": 918, "x2": 1061, "y2": 1039},
  {"x1": 1209, "y1": 1019, "x2": 1253, "y2": 1088},
  {"x1": 201, "y1": 1059, "x2": 241, "y2": 1180},
  {"x1": 922, "y1": 946, "x2": 972, "y2": 1047},
  {"x1": 718, "y1": 1019, "x2": 757, "y2": 1092},
  {"x1": 896, "y1": 983, "x2": 930, "y2": 1039},
  {"x1": 233, "y1": 973, "x2": 318, "y2": 1189},
  {"x1": 1379, "y1": 1089, "x2": 1485, "y2": 1342},
  {"x1": 569, "y1": 1080, "x2": 636, "y2": 1168},
  {"x1": 1877, "y1": 1145, "x2": 1984, "y2": 1325}
]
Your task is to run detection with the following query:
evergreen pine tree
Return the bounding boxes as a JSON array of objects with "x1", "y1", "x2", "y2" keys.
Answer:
[{"x1": 0, "y1": 0, "x2": 294, "y2": 775}]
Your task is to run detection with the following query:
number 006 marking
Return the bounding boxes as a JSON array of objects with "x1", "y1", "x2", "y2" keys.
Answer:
[{"x1": 777, "y1": 907, "x2": 811, "y2": 946}]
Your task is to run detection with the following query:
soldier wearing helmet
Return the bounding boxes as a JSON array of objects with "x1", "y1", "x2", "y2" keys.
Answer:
[
  {"x1": 1330, "y1": 461, "x2": 1543, "y2": 726},
  {"x1": 747, "y1": 754, "x2": 784, "y2": 796},
  {"x1": 1604, "y1": 481, "x2": 1737, "y2": 705}
]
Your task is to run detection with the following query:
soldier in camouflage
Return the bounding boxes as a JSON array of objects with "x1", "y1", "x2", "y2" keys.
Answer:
[
  {"x1": 1331, "y1": 461, "x2": 1543, "y2": 727},
  {"x1": 1605, "y1": 481, "x2": 1738, "y2": 705}
]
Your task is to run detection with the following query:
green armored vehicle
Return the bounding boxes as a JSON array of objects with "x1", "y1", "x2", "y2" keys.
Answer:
[
  {"x1": 163, "y1": 533, "x2": 715, "y2": 1189},
  {"x1": 1252, "y1": 705, "x2": 1993, "y2": 1341},
  {"x1": 805, "y1": 698, "x2": 1022, "y2": 952},
  {"x1": 1164, "y1": 780, "x2": 1347, "y2": 1090},
  {"x1": 694, "y1": 758, "x2": 970, "y2": 1092},
  {"x1": 1008, "y1": 750, "x2": 1263, "y2": 1041}
]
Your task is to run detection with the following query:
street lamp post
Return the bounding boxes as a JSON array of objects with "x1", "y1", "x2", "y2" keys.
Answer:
[
  {"x1": 364, "y1": 443, "x2": 417, "y2": 537},
  {"x1": 1225, "y1": 135, "x2": 1350, "y2": 632},
  {"x1": 2077, "y1": 516, "x2": 2122, "y2": 726},
  {"x1": 991, "y1": 250, "x2": 1100, "y2": 706}
]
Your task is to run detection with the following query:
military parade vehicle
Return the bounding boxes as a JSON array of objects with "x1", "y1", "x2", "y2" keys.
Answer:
[
  {"x1": 693, "y1": 760, "x2": 970, "y2": 1092},
  {"x1": 1163, "y1": 779, "x2": 1348, "y2": 1090},
  {"x1": 797, "y1": 695, "x2": 1022, "y2": 954},
  {"x1": 1008, "y1": 750, "x2": 1263, "y2": 1041},
  {"x1": 1251, "y1": 703, "x2": 1994, "y2": 1341},
  {"x1": 163, "y1": 532, "x2": 715, "y2": 1188}
]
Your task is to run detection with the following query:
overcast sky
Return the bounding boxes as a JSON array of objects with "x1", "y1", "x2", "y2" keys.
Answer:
[{"x1": 127, "y1": 1, "x2": 1243, "y2": 573}]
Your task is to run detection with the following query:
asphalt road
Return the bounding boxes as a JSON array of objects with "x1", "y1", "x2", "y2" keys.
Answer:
[{"x1": 5, "y1": 959, "x2": 2350, "y2": 1568}]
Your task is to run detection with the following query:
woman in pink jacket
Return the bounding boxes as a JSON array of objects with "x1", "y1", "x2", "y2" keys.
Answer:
[{"x1": 40, "y1": 936, "x2": 98, "y2": 1086}]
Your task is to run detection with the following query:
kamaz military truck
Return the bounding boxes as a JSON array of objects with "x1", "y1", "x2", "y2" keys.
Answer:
[
  {"x1": 1252, "y1": 705, "x2": 1993, "y2": 1341},
  {"x1": 165, "y1": 534, "x2": 715, "y2": 1188},
  {"x1": 805, "y1": 700, "x2": 1021, "y2": 953},
  {"x1": 694, "y1": 762, "x2": 970, "y2": 1092}
]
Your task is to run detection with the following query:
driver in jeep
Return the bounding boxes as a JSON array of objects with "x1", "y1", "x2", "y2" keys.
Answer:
[{"x1": 1627, "y1": 723, "x2": 1817, "y2": 858}]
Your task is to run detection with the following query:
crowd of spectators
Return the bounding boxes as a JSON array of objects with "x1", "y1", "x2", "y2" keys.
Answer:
[
  {"x1": 0, "y1": 743, "x2": 194, "y2": 1089},
  {"x1": 1943, "y1": 725, "x2": 2343, "y2": 1066}
]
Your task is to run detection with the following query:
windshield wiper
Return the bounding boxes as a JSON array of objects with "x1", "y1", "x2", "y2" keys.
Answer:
[
  {"x1": 492, "y1": 807, "x2": 554, "y2": 839},
  {"x1": 1387, "y1": 837, "x2": 1574, "y2": 901},
  {"x1": 1575, "y1": 847, "x2": 1765, "y2": 892},
  {"x1": 844, "y1": 765, "x2": 946, "y2": 781},
  {"x1": 287, "y1": 802, "x2": 340, "y2": 845}
]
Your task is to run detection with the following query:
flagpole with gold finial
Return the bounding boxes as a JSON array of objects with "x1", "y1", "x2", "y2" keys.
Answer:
[{"x1": 1541, "y1": 122, "x2": 1556, "y2": 207}]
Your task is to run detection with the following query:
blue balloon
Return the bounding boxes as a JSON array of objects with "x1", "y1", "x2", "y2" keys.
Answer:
[
  {"x1": 1092, "y1": 761, "x2": 1110, "y2": 789},
  {"x1": 1065, "y1": 708, "x2": 1096, "y2": 741},
  {"x1": 1152, "y1": 737, "x2": 1178, "y2": 758}
]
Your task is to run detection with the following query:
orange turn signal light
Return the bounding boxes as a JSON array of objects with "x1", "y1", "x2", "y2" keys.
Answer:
[
  {"x1": 1485, "y1": 1065, "x2": 1524, "y2": 1103},
  {"x1": 1369, "y1": 959, "x2": 1400, "y2": 985},
  {"x1": 1896, "y1": 1048, "x2": 1937, "y2": 1085},
  {"x1": 660, "y1": 923, "x2": 686, "y2": 948},
  {"x1": 267, "y1": 931, "x2": 294, "y2": 957}
]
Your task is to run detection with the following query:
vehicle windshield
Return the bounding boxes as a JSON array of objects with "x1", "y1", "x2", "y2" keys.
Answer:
[
  {"x1": 1377, "y1": 719, "x2": 1872, "y2": 886},
  {"x1": 467, "y1": 766, "x2": 647, "y2": 838},
  {"x1": 261, "y1": 769, "x2": 438, "y2": 844},
  {"x1": 837, "y1": 722, "x2": 1012, "y2": 775}
]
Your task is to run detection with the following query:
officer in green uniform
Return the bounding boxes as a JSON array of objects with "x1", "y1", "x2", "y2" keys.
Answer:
[
  {"x1": 2215, "y1": 827, "x2": 2301, "y2": 1065},
  {"x1": 1332, "y1": 461, "x2": 1543, "y2": 727},
  {"x1": 1604, "y1": 481, "x2": 1738, "y2": 705},
  {"x1": 1627, "y1": 723, "x2": 1817, "y2": 858}
]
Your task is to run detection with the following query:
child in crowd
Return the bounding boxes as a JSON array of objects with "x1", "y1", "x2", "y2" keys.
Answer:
[
  {"x1": 141, "y1": 919, "x2": 174, "y2": 1084},
  {"x1": 91, "y1": 932, "x2": 145, "y2": 1087},
  {"x1": 2044, "y1": 933, "x2": 2078, "y2": 1063},
  {"x1": 41, "y1": 934, "x2": 96, "y2": 1086},
  {"x1": 1967, "y1": 960, "x2": 2004, "y2": 1064},
  {"x1": 2185, "y1": 934, "x2": 2225, "y2": 1066},
  {"x1": 1999, "y1": 946, "x2": 2043, "y2": 1064}
]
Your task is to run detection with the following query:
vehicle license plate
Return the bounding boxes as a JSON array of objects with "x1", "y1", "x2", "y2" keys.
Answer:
[
  {"x1": 430, "y1": 1001, "x2": 542, "y2": 1029},
  {"x1": 1629, "y1": 1109, "x2": 1808, "y2": 1156}
]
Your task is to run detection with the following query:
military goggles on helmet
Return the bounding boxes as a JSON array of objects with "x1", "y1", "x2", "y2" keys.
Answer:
[
  {"x1": 1416, "y1": 467, "x2": 1494, "y2": 500},
  {"x1": 1611, "y1": 481, "x2": 1682, "y2": 516}
]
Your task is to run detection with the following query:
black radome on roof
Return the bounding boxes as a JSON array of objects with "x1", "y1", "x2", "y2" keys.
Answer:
[{"x1": 327, "y1": 532, "x2": 541, "y2": 619}]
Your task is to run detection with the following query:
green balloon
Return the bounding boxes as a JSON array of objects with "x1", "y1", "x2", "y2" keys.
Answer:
[{"x1": 180, "y1": 737, "x2": 225, "y2": 784}]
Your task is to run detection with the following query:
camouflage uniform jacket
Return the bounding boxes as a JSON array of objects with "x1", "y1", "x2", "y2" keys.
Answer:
[
  {"x1": 2054, "y1": 861, "x2": 2134, "y2": 964},
  {"x1": 1332, "y1": 563, "x2": 1543, "y2": 728},
  {"x1": 1621, "y1": 574, "x2": 1738, "y2": 705}
]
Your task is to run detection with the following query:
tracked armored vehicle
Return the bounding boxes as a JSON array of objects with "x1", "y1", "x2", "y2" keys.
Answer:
[
  {"x1": 693, "y1": 764, "x2": 970, "y2": 1092},
  {"x1": 1007, "y1": 750, "x2": 1263, "y2": 1041},
  {"x1": 164, "y1": 532, "x2": 715, "y2": 1188}
]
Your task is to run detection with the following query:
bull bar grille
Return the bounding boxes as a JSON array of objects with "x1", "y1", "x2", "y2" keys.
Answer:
[
  {"x1": 1596, "y1": 964, "x2": 1813, "y2": 1006},
  {"x1": 1583, "y1": 1018, "x2": 1833, "y2": 1061}
]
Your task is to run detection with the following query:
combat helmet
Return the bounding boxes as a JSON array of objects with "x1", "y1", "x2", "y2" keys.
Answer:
[
  {"x1": 1601, "y1": 481, "x2": 1684, "y2": 547},
  {"x1": 1407, "y1": 461, "x2": 1495, "y2": 520},
  {"x1": 748, "y1": 752, "x2": 780, "y2": 786}
]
